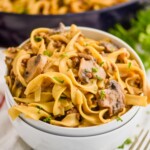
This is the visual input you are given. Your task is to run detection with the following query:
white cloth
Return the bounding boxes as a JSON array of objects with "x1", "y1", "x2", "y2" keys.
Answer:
[{"x1": 0, "y1": 109, "x2": 31, "y2": 150}]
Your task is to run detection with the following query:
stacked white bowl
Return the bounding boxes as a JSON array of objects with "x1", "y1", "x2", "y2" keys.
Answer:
[{"x1": 4, "y1": 27, "x2": 145, "y2": 150}]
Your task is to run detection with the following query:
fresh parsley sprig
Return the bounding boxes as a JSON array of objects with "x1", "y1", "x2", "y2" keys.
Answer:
[
  {"x1": 109, "y1": 8, "x2": 150, "y2": 70},
  {"x1": 118, "y1": 138, "x2": 132, "y2": 149}
]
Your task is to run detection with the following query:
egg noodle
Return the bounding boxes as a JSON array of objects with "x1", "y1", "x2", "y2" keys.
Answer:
[
  {"x1": 5, "y1": 24, "x2": 149, "y2": 127},
  {"x1": 0, "y1": 0, "x2": 128, "y2": 15}
]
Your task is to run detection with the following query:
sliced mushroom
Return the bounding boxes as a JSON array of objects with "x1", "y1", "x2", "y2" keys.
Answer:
[
  {"x1": 78, "y1": 58, "x2": 106, "y2": 83},
  {"x1": 78, "y1": 53, "x2": 93, "y2": 60},
  {"x1": 100, "y1": 41, "x2": 118, "y2": 53},
  {"x1": 66, "y1": 107, "x2": 78, "y2": 115},
  {"x1": 24, "y1": 54, "x2": 47, "y2": 82},
  {"x1": 66, "y1": 107, "x2": 80, "y2": 120},
  {"x1": 52, "y1": 23, "x2": 65, "y2": 34},
  {"x1": 97, "y1": 80, "x2": 125, "y2": 116}
]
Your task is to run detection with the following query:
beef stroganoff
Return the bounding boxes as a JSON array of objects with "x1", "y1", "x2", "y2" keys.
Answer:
[{"x1": 5, "y1": 24, "x2": 149, "y2": 127}]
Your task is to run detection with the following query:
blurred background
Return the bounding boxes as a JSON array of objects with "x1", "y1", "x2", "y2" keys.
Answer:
[{"x1": 0, "y1": 0, "x2": 146, "y2": 45}]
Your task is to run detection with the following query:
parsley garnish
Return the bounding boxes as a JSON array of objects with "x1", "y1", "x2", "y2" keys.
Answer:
[
  {"x1": 92, "y1": 67, "x2": 98, "y2": 73},
  {"x1": 124, "y1": 138, "x2": 132, "y2": 145},
  {"x1": 146, "y1": 111, "x2": 150, "y2": 114},
  {"x1": 99, "y1": 62, "x2": 104, "y2": 66},
  {"x1": 53, "y1": 77, "x2": 64, "y2": 84},
  {"x1": 99, "y1": 90, "x2": 106, "y2": 100},
  {"x1": 43, "y1": 50, "x2": 52, "y2": 57},
  {"x1": 43, "y1": 116, "x2": 51, "y2": 123},
  {"x1": 60, "y1": 52, "x2": 68, "y2": 58},
  {"x1": 96, "y1": 75, "x2": 103, "y2": 81},
  {"x1": 116, "y1": 116, "x2": 123, "y2": 122},
  {"x1": 84, "y1": 43, "x2": 89, "y2": 46},
  {"x1": 118, "y1": 138, "x2": 132, "y2": 149},
  {"x1": 84, "y1": 69, "x2": 89, "y2": 73},
  {"x1": 34, "y1": 36, "x2": 42, "y2": 42},
  {"x1": 128, "y1": 62, "x2": 132, "y2": 69},
  {"x1": 36, "y1": 106, "x2": 43, "y2": 114}
]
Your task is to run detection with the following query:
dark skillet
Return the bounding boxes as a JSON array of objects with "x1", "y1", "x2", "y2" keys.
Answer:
[{"x1": 0, "y1": 0, "x2": 144, "y2": 47}]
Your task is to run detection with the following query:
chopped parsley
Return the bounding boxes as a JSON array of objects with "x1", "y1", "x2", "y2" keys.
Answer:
[
  {"x1": 96, "y1": 75, "x2": 103, "y2": 81},
  {"x1": 43, "y1": 116, "x2": 51, "y2": 123},
  {"x1": 99, "y1": 62, "x2": 104, "y2": 66},
  {"x1": 146, "y1": 111, "x2": 150, "y2": 114},
  {"x1": 60, "y1": 52, "x2": 68, "y2": 58},
  {"x1": 118, "y1": 138, "x2": 132, "y2": 149},
  {"x1": 92, "y1": 67, "x2": 98, "y2": 73},
  {"x1": 34, "y1": 36, "x2": 42, "y2": 42},
  {"x1": 43, "y1": 50, "x2": 52, "y2": 57},
  {"x1": 36, "y1": 106, "x2": 43, "y2": 114},
  {"x1": 116, "y1": 116, "x2": 123, "y2": 122},
  {"x1": 99, "y1": 90, "x2": 106, "y2": 100},
  {"x1": 84, "y1": 43, "x2": 89, "y2": 46},
  {"x1": 84, "y1": 69, "x2": 89, "y2": 73},
  {"x1": 128, "y1": 62, "x2": 132, "y2": 69},
  {"x1": 53, "y1": 77, "x2": 64, "y2": 84}
]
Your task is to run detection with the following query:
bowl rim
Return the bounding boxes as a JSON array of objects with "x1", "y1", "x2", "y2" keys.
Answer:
[
  {"x1": 4, "y1": 26, "x2": 146, "y2": 137},
  {"x1": 0, "y1": 0, "x2": 140, "y2": 17}
]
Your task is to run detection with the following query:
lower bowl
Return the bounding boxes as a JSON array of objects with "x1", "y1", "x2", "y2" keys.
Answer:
[{"x1": 6, "y1": 96, "x2": 142, "y2": 150}]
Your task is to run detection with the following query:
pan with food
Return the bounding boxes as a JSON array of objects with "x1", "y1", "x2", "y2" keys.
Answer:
[{"x1": 0, "y1": 0, "x2": 142, "y2": 47}]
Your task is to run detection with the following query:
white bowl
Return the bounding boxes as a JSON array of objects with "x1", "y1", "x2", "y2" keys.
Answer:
[
  {"x1": 4, "y1": 26, "x2": 146, "y2": 137},
  {"x1": 6, "y1": 95, "x2": 142, "y2": 150}
]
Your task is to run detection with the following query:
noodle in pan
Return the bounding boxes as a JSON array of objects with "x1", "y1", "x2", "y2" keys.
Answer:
[{"x1": 0, "y1": 0, "x2": 128, "y2": 15}]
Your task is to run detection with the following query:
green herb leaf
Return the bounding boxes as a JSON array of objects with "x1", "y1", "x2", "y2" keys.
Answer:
[
  {"x1": 36, "y1": 106, "x2": 42, "y2": 109},
  {"x1": 84, "y1": 69, "x2": 89, "y2": 73},
  {"x1": 99, "y1": 90, "x2": 106, "y2": 100},
  {"x1": 146, "y1": 111, "x2": 150, "y2": 114},
  {"x1": 43, "y1": 116, "x2": 51, "y2": 123},
  {"x1": 60, "y1": 52, "x2": 68, "y2": 58},
  {"x1": 116, "y1": 116, "x2": 123, "y2": 122},
  {"x1": 92, "y1": 67, "x2": 98, "y2": 73},
  {"x1": 36, "y1": 106, "x2": 43, "y2": 114},
  {"x1": 34, "y1": 36, "x2": 42, "y2": 42},
  {"x1": 96, "y1": 75, "x2": 103, "y2": 81},
  {"x1": 146, "y1": 24, "x2": 150, "y2": 35},
  {"x1": 128, "y1": 62, "x2": 132, "y2": 69},
  {"x1": 99, "y1": 62, "x2": 104, "y2": 66},
  {"x1": 124, "y1": 138, "x2": 132, "y2": 145},
  {"x1": 84, "y1": 43, "x2": 89, "y2": 46},
  {"x1": 43, "y1": 50, "x2": 52, "y2": 57},
  {"x1": 118, "y1": 138, "x2": 132, "y2": 149},
  {"x1": 117, "y1": 144, "x2": 124, "y2": 149},
  {"x1": 53, "y1": 77, "x2": 64, "y2": 84}
]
